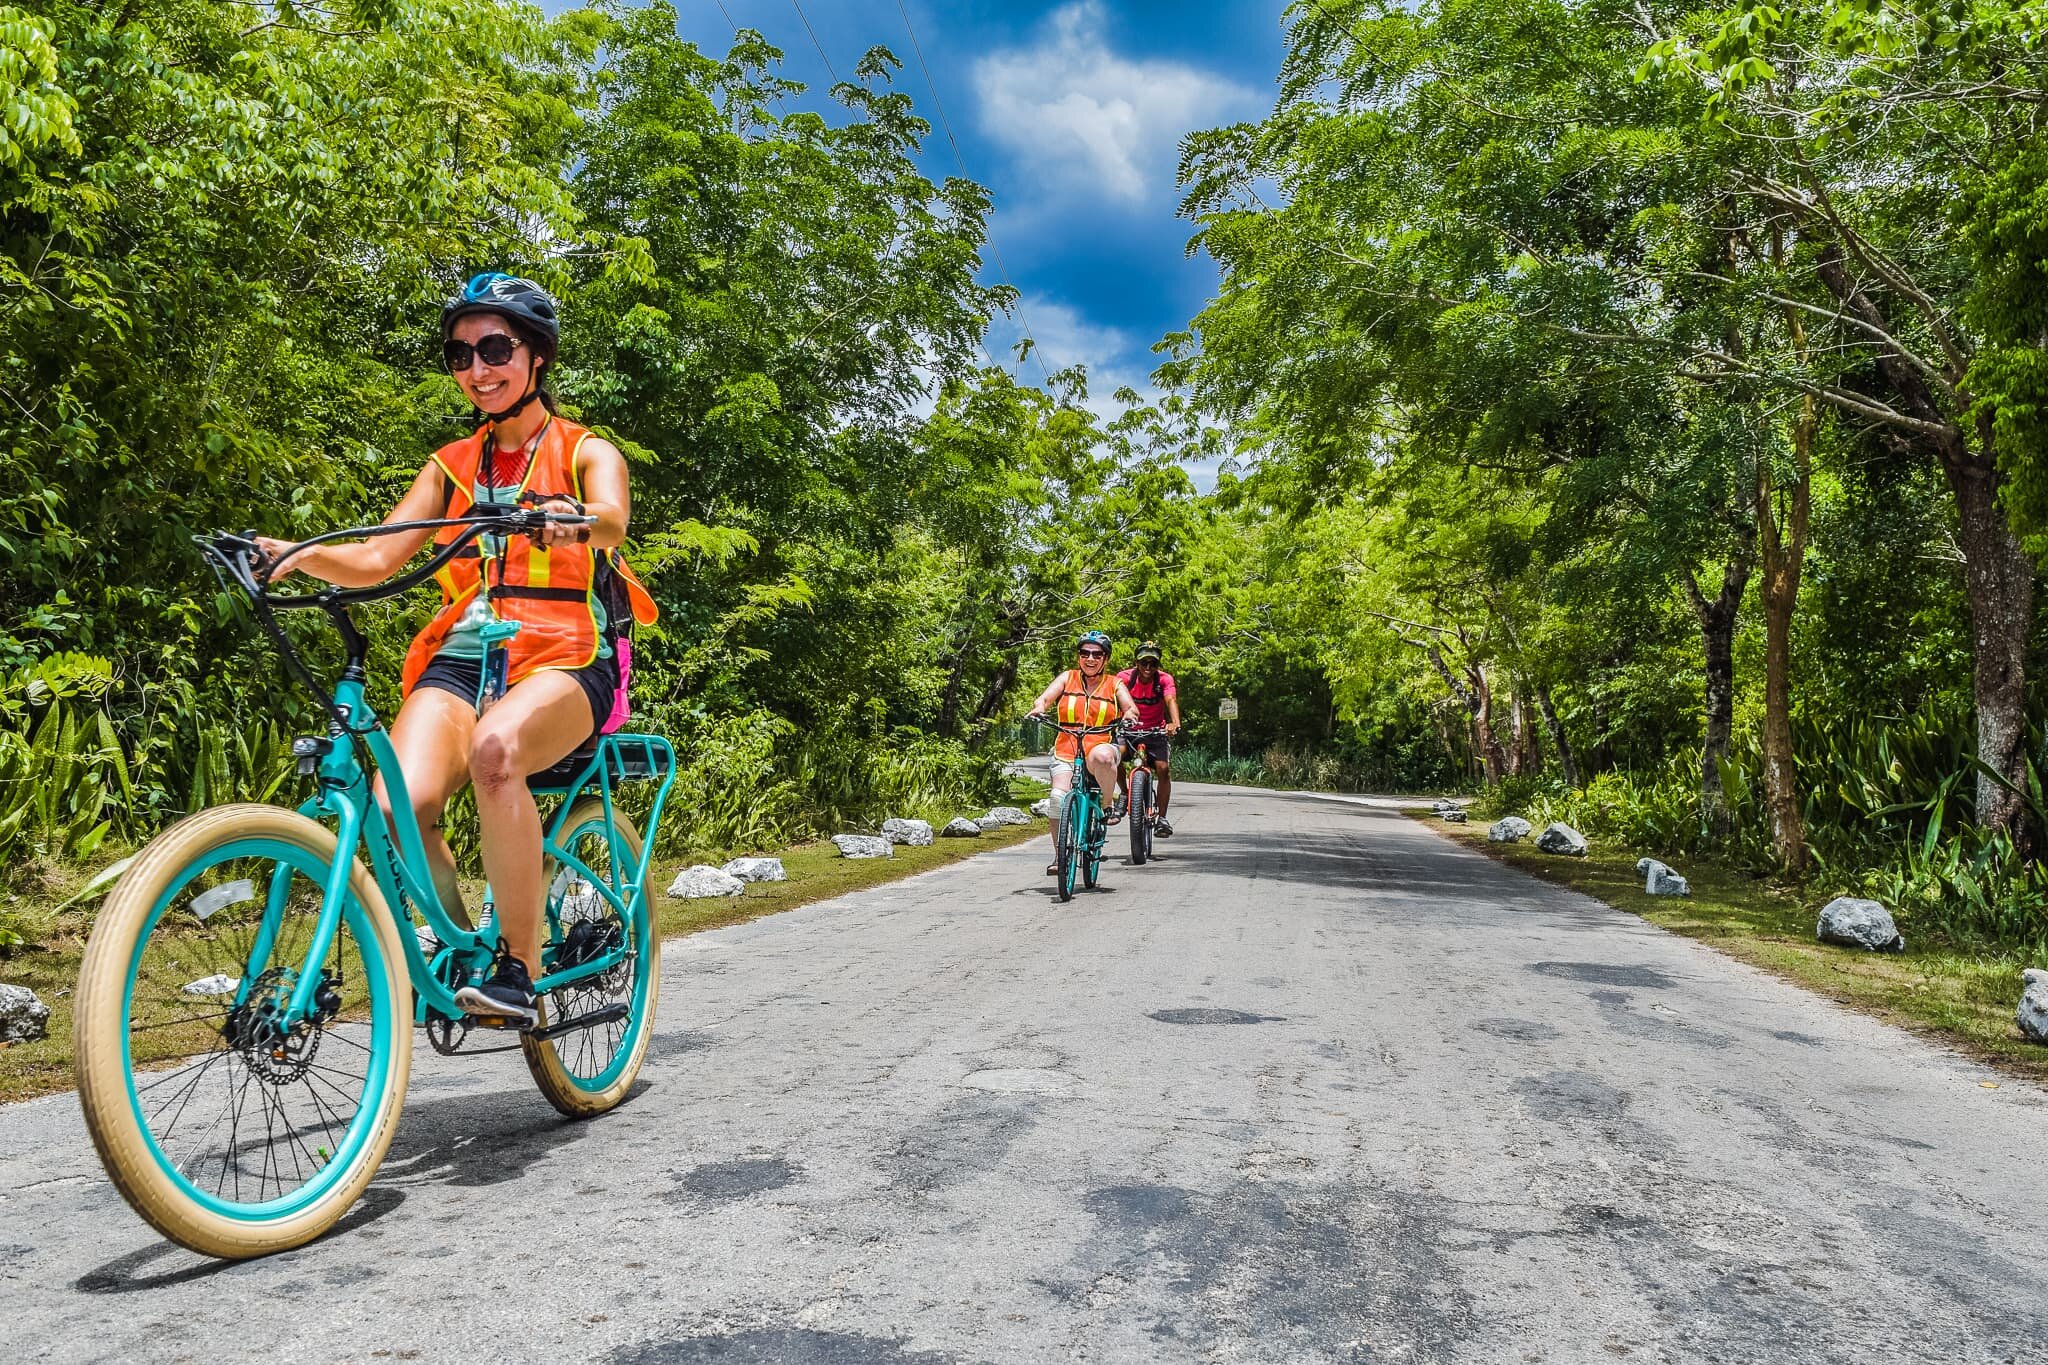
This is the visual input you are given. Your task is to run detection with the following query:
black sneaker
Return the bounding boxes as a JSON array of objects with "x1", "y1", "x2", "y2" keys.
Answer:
[
  {"x1": 455, "y1": 945, "x2": 538, "y2": 1029},
  {"x1": 1155, "y1": 817, "x2": 1174, "y2": 838}
]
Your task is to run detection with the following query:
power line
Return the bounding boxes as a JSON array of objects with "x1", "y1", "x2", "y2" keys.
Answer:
[
  {"x1": 710, "y1": 0, "x2": 789, "y2": 116},
  {"x1": 893, "y1": 0, "x2": 1055, "y2": 384},
  {"x1": 789, "y1": 0, "x2": 840, "y2": 85}
]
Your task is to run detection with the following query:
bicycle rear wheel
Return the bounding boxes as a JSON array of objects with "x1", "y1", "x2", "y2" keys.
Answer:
[
  {"x1": 1083, "y1": 803, "x2": 1104, "y2": 889},
  {"x1": 1128, "y1": 768, "x2": 1153, "y2": 866},
  {"x1": 523, "y1": 798, "x2": 658, "y2": 1118},
  {"x1": 75, "y1": 804, "x2": 410, "y2": 1259}
]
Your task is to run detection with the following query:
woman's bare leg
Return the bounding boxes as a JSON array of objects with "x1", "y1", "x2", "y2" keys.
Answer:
[
  {"x1": 376, "y1": 687, "x2": 477, "y2": 922},
  {"x1": 1085, "y1": 742, "x2": 1121, "y2": 810},
  {"x1": 468, "y1": 670, "x2": 592, "y2": 972}
]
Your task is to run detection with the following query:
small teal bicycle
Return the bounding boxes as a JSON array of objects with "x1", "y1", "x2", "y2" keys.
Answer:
[{"x1": 74, "y1": 508, "x2": 674, "y2": 1258}]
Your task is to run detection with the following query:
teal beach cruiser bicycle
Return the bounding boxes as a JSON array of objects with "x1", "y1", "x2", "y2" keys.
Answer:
[
  {"x1": 74, "y1": 508, "x2": 674, "y2": 1259},
  {"x1": 1048, "y1": 720, "x2": 1118, "y2": 903}
]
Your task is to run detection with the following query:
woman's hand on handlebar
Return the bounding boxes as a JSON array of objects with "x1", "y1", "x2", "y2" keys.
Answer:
[
  {"x1": 251, "y1": 535, "x2": 312, "y2": 583},
  {"x1": 528, "y1": 496, "x2": 593, "y2": 548}
]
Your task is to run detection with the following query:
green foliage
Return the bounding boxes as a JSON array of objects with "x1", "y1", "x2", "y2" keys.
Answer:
[{"x1": 0, "y1": 0, "x2": 1086, "y2": 909}]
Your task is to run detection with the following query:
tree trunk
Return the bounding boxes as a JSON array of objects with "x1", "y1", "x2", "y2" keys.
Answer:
[
  {"x1": 1944, "y1": 451, "x2": 2034, "y2": 836},
  {"x1": 934, "y1": 626, "x2": 975, "y2": 740},
  {"x1": 1537, "y1": 684, "x2": 1579, "y2": 788},
  {"x1": 1757, "y1": 400, "x2": 1811, "y2": 875},
  {"x1": 1512, "y1": 687, "x2": 1541, "y2": 776},
  {"x1": 1806, "y1": 250, "x2": 2033, "y2": 837},
  {"x1": 1425, "y1": 644, "x2": 1507, "y2": 783},
  {"x1": 965, "y1": 602, "x2": 1031, "y2": 739},
  {"x1": 1682, "y1": 552, "x2": 1753, "y2": 827}
]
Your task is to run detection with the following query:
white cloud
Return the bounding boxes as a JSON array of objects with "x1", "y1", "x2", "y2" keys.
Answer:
[
  {"x1": 973, "y1": 2, "x2": 1255, "y2": 206},
  {"x1": 985, "y1": 293, "x2": 1159, "y2": 411},
  {"x1": 984, "y1": 294, "x2": 1238, "y2": 493}
]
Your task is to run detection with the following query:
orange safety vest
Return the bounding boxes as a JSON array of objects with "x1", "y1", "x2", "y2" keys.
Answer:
[
  {"x1": 400, "y1": 417, "x2": 658, "y2": 698},
  {"x1": 1053, "y1": 668, "x2": 1120, "y2": 760}
]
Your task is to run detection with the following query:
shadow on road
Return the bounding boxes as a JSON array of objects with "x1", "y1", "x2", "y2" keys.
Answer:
[
  {"x1": 376, "y1": 1078, "x2": 653, "y2": 1189},
  {"x1": 73, "y1": 1187, "x2": 407, "y2": 1293}
]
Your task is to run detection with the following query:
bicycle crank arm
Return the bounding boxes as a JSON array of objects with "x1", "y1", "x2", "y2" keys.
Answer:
[{"x1": 528, "y1": 1002, "x2": 631, "y2": 1042}]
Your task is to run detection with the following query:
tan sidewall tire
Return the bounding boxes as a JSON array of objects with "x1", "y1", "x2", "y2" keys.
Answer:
[
  {"x1": 75, "y1": 804, "x2": 414, "y2": 1260},
  {"x1": 523, "y1": 799, "x2": 658, "y2": 1118}
]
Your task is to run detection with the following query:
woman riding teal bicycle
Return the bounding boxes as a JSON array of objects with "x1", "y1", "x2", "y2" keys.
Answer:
[
  {"x1": 257, "y1": 272, "x2": 655, "y2": 1027},
  {"x1": 1026, "y1": 631, "x2": 1137, "y2": 877}
]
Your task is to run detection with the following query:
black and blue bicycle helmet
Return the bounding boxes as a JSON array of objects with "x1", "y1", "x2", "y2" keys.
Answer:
[
  {"x1": 1077, "y1": 630, "x2": 1112, "y2": 653},
  {"x1": 441, "y1": 272, "x2": 558, "y2": 420},
  {"x1": 441, "y1": 272, "x2": 559, "y2": 346}
]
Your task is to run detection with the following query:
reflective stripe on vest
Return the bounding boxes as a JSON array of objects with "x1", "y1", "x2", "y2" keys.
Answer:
[
  {"x1": 1056, "y1": 669, "x2": 1119, "y2": 728},
  {"x1": 400, "y1": 418, "x2": 659, "y2": 698}
]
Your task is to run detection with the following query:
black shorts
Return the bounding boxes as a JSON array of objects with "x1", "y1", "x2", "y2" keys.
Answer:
[
  {"x1": 1124, "y1": 733, "x2": 1171, "y2": 766},
  {"x1": 414, "y1": 650, "x2": 619, "y2": 738}
]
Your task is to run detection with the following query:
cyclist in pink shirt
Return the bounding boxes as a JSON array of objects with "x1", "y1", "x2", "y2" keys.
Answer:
[{"x1": 1116, "y1": 641, "x2": 1182, "y2": 837}]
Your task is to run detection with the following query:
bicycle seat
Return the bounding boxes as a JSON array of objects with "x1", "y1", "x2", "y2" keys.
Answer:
[{"x1": 527, "y1": 735, "x2": 673, "y2": 793}]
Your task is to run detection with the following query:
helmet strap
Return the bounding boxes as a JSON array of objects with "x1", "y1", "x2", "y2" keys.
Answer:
[
  {"x1": 479, "y1": 360, "x2": 544, "y2": 424},
  {"x1": 482, "y1": 387, "x2": 541, "y2": 423}
]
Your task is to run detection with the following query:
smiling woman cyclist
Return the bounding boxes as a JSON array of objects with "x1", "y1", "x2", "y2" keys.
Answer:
[
  {"x1": 255, "y1": 272, "x2": 655, "y2": 1028},
  {"x1": 1026, "y1": 631, "x2": 1138, "y2": 876}
]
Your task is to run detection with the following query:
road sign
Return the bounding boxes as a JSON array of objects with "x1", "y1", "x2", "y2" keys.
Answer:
[{"x1": 1218, "y1": 698, "x2": 1239, "y2": 719}]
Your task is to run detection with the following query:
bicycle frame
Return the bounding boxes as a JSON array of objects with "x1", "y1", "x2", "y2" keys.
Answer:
[
  {"x1": 230, "y1": 677, "x2": 674, "y2": 1032},
  {"x1": 199, "y1": 516, "x2": 675, "y2": 1033}
]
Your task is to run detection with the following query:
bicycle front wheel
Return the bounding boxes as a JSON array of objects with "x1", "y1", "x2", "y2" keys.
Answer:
[
  {"x1": 523, "y1": 798, "x2": 658, "y2": 1118},
  {"x1": 75, "y1": 804, "x2": 411, "y2": 1259},
  {"x1": 1128, "y1": 768, "x2": 1153, "y2": 866},
  {"x1": 1057, "y1": 788, "x2": 1083, "y2": 903}
]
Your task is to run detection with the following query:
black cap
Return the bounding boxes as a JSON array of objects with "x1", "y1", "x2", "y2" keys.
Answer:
[{"x1": 1135, "y1": 641, "x2": 1162, "y2": 661}]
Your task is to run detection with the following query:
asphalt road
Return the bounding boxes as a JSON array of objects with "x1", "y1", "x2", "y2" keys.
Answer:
[{"x1": 3, "y1": 782, "x2": 2044, "y2": 1364}]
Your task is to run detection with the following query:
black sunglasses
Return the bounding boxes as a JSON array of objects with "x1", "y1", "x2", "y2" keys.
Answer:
[
  {"x1": 1078, "y1": 648, "x2": 1107, "y2": 659},
  {"x1": 443, "y1": 334, "x2": 525, "y2": 371}
]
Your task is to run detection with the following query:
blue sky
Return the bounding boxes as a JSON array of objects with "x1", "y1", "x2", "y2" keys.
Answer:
[{"x1": 669, "y1": 1, "x2": 1289, "y2": 423}]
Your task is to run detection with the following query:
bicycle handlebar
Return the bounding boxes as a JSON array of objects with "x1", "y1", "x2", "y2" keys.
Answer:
[
  {"x1": 1028, "y1": 716, "x2": 1123, "y2": 736},
  {"x1": 196, "y1": 504, "x2": 598, "y2": 734}
]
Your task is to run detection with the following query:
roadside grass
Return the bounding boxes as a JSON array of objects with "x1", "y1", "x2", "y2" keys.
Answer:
[
  {"x1": 1419, "y1": 813, "x2": 2048, "y2": 1084},
  {"x1": 0, "y1": 780, "x2": 1050, "y2": 1105}
]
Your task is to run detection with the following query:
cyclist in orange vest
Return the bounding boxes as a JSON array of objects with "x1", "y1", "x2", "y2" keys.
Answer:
[
  {"x1": 1025, "y1": 631, "x2": 1138, "y2": 876},
  {"x1": 256, "y1": 273, "x2": 655, "y2": 1027}
]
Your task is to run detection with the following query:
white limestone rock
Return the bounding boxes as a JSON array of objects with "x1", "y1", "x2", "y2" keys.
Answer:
[
  {"x1": 1029, "y1": 798, "x2": 1053, "y2": 819},
  {"x1": 1439, "y1": 807, "x2": 1468, "y2": 824},
  {"x1": 984, "y1": 806, "x2": 1033, "y2": 827},
  {"x1": 881, "y1": 818, "x2": 934, "y2": 847},
  {"x1": 181, "y1": 974, "x2": 240, "y2": 999},
  {"x1": 940, "y1": 817, "x2": 983, "y2": 838},
  {"x1": 721, "y1": 856, "x2": 786, "y2": 883},
  {"x1": 1535, "y1": 822, "x2": 1589, "y2": 857},
  {"x1": 830, "y1": 834, "x2": 893, "y2": 860},
  {"x1": 667, "y1": 864, "x2": 746, "y2": 898},
  {"x1": 0, "y1": 983, "x2": 50, "y2": 1045},
  {"x1": 1488, "y1": 816, "x2": 1532, "y2": 843},
  {"x1": 2018, "y1": 969, "x2": 2048, "y2": 1044},
  {"x1": 1816, "y1": 896, "x2": 1904, "y2": 953},
  {"x1": 1635, "y1": 858, "x2": 1691, "y2": 897}
]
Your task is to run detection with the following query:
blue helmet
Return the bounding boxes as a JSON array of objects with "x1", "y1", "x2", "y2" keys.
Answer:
[{"x1": 1077, "y1": 630, "x2": 1111, "y2": 653}]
